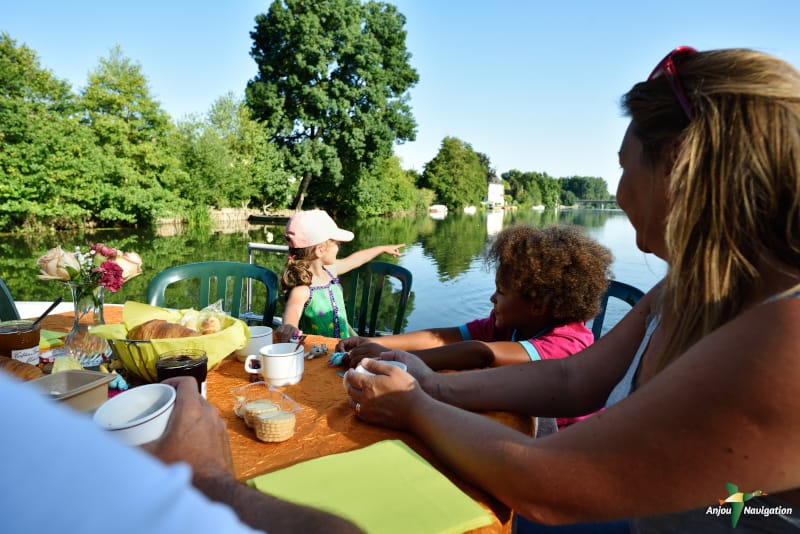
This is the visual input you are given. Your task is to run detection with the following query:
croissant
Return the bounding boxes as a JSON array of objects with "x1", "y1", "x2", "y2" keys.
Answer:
[
  {"x1": 127, "y1": 319, "x2": 200, "y2": 340},
  {"x1": 0, "y1": 356, "x2": 44, "y2": 381}
]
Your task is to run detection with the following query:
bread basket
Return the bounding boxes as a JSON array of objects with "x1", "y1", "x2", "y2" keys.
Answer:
[{"x1": 92, "y1": 302, "x2": 249, "y2": 382}]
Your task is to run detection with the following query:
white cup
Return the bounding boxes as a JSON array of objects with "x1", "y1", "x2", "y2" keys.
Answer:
[
  {"x1": 244, "y1": 342, "x2": 304, "y2": 386},
  {"x1": 354, "y1": 360, "x2": 408, "y2": 376},
  {"x1": 236, "y1": 325, "x2": 274, "y2": 362}
]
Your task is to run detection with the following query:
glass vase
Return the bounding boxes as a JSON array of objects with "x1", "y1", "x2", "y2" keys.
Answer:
[{"x1": 64, "y1": 282, "x2": 109, "y2": 367}]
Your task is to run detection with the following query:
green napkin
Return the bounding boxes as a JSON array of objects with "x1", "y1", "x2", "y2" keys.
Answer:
[
  {"x1": 247, "y1": 439, "x2": 493, "y2": 534},
  {"x1": 40, "y1": 329, "x2": 67, "y2": 350}
]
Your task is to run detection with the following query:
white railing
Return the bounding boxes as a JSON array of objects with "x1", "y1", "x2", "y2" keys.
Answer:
[{"x1": 242, "y1": 242, "x2": 289, "y2": 325}]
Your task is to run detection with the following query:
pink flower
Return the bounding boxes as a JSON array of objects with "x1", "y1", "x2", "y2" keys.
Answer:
[
  {"x1": 91, "y1": 243, "x2": 118, "y2": 260},
  {"x1": 97, "y1": 261, "x2": 124, "y2": 292}
]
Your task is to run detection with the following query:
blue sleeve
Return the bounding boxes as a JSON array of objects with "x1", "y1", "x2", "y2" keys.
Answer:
[
  {"x1": 458, "y1": 324, "x2": 471, "y2": 340},
  {"x1": 518, "y1": 340, "x2": 542, "y2": 361}
]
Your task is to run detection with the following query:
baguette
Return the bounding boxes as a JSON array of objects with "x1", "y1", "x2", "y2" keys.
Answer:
[
  {"x1": 0, "y1": 356, "x2": 44, "y2": 381},
  {"x1": 127, "y1": 319, "x2": 200, "y2": 340}
]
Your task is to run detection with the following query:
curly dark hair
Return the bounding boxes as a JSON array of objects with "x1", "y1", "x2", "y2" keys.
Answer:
[
  {"x1": 488, "y1": 224, "x2": 613, "y2": 323},
  {"x1": 280, "y1": 246, "x2": 317, "y2": 293}
]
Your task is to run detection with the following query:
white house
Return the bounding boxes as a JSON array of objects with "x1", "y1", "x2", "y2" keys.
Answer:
[{"x1": 486, "y1": 183, "x2": 505, "y2": 208}]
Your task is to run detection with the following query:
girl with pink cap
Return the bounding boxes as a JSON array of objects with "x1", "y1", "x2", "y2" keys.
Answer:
[{"x1": 274, "y1": 209, "x2": 404, "y2": 341}]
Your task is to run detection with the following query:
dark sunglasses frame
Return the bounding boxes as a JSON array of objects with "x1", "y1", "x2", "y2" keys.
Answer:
[{"x1": 648, "y1": 46, "x2": 698, "y2": 120}]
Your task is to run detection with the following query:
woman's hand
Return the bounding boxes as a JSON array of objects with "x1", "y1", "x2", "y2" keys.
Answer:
[
  {"x1": 343, "y1": 357, "x2": 426, "y2": 430},
  {"x1": 335, "y1": 336, "x2": 372, "y2": 352},
  {"x1": 344, "y1": 341, "x2": 392, "y2": 367}
]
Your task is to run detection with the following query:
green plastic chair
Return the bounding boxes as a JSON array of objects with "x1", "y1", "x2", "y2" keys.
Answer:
[
  {"x1": 343, "y1": 261, "x2": 413, "y2": 336},
  {"x1": 0, "y1": 278, "x2": 21, "y2": 322},
  {"x1": 146, "y1": 261, "x2": 279, "y2": 326},
  {"x1": 590, "y1": 280, "x2": 645, "y2": 340}
]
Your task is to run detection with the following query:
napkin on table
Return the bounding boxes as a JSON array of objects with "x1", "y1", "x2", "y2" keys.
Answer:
[{"x1": 247, "y1": 439, "x2": 493, "y2": 534}]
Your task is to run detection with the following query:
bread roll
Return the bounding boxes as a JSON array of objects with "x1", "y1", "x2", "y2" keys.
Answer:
[
  {"x1": 0, "y1": 356, "x2": 44, "y2": 381},
  {"x1": 127, "y1": 319, "x2": 200, "y2": 340},
  {"x1": 200, "y1": 316, "x2": 222, "y2": 335}
]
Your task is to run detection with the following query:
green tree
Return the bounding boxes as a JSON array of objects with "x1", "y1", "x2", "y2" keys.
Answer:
[
  {"x1": 560, "y1": 176, "x2": 610, "y2": 200},
  {"x1": 420, "y1": 137, "x2": 486, "y2": 208},
  {"x1": 246, "y1": 0, "x2": 419, "y2": 211},
  {"x1": 0, "y1": 33, "x2": 102, "y2": 231},
  {"x1": 175, "y1": 94, "x2": 293, "y2": 210},
  {"x1": 80, "y1": 46, "x2": 185, "y2": 224}
]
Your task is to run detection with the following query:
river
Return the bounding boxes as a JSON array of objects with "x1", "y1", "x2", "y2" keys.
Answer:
[{"x1": 2, "y1": 209, "x2": 666, "y2": 334}]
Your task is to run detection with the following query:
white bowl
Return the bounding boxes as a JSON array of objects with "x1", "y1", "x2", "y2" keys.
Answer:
[{"x1": 92, "y1": 383, "x2": 176, "y2": 446}]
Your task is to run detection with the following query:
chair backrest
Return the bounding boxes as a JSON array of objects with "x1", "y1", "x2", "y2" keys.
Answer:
[
  {"x1": 146, "y1": 261, "x2": 279, "y2": 326},
  {"x1": 0, "y1": 278, "x2": 21, "y2": 321},
  {"x1": 343, "y1": 261, "x2": 413, "y2": 336},
  {"x1": 590, "y1": 280, "x2": 645, "y2": 340}
]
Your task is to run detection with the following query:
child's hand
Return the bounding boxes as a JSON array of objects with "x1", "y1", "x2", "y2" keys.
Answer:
[
  {"x1": 383, "y1": 244, "x2": 405, "y2": 257},
  {"x1": 274, "y1": 323, "x2": 300, "y2": 343}
]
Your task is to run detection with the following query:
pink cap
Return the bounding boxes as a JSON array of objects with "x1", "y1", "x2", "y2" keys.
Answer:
[{"x1": 285, "y1": 210, "x2": 354, "y2": 248}]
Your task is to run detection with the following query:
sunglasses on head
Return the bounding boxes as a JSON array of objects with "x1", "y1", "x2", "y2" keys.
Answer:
[{"x1": 648, "y1": 46, "x2": 698, "y2": 121}]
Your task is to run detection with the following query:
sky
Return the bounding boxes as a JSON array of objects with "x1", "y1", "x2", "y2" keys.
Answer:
[{"x1": 4, "y1": 0, "x2": 800, "y2": 193}]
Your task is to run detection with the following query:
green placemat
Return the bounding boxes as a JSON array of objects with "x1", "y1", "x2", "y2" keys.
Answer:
[{"x1": 248, "y1": 439, "x2": 493, "y2": 534}]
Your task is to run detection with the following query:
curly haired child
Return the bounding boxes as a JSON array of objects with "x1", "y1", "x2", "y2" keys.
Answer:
[
  {"x1": 339, "y1": 223, "x2": 613, "y2": 427},
  {"x1": 274, "y1": 209, "x2": 404, "y2": 342}
]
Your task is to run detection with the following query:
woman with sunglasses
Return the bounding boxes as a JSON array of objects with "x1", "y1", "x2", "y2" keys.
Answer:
[{"x1": 343, "y1": 47, "x2": 800, "y2": 531}]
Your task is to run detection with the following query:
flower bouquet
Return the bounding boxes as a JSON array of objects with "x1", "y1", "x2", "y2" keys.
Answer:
[{"x1": 36, "y1": 243, "x2": 143, "y2": 365}]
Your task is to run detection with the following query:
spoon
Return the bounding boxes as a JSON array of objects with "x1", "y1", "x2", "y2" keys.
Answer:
[
  {"x1": 31, "y1": 296, "x2": 63, "y2": 327},
  {"x1": 294, "y1": 334, "x2": 307, "y2": 352}
]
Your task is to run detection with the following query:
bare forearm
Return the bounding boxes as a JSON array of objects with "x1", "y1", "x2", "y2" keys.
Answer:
[
  {"x1": 195, "y1": 473, "x2": 363, "y2": 534},
  {"x1": 374, "y1": 327, "x2": 462, "y2": 351}
]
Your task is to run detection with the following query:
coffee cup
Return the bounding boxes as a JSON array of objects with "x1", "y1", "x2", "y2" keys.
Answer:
[
  {"x1": 244, "y1": 342, "x2": 304, "y2": 386},
  {"x1": 236, "y1": 325, "x2": 273, "y2": 362}
]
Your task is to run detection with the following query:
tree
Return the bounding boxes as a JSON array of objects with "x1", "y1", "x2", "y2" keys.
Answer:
[
  {"x1": 246, "y1": 0, "x2": 418, "y2": 211},
  {"x1": 420, "y1": 137, "x2": 486, "y2": 208},
  {"x1": 175, "y1": 94, "x2": 293, "y2": 210},
  {"x1": 0, "y1": 33, "x2": 99, "y2": 231},
  {"x1": 560, "y1": 176, "x2": 610, "y2": 200},
  {"x1": 79, "y1": 46, "x2": 186, "y2": 224}
]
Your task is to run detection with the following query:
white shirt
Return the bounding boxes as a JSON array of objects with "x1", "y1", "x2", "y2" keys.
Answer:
[{"x1": 0, "y1": 372, "x2": 262, "y2": 534}]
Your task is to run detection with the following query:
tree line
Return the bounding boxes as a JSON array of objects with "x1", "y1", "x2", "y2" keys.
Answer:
[{"x1": 0, "y1": 0, "x2": 611, "y2": 234}]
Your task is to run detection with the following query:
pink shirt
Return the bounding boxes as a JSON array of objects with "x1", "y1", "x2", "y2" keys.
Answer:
[{"x1": 461, "y1": 310, "x2": 596, "y2": 428}]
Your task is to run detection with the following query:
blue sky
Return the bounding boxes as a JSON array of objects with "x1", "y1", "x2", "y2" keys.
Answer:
[{"x1": 4, "y1": 1, "x2": 800, "y2": 193}]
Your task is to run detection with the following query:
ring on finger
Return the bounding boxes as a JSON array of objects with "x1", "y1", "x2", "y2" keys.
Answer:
[{"x1": 355, "y1": 402, "x2": 361, "y2": 415}]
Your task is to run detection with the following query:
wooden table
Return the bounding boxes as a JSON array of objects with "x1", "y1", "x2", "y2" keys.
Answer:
[{"x1": 40, "y1": 307, "x2": 533, "y2": 533}]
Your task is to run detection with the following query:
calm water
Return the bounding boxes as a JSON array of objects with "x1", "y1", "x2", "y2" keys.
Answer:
[{"x1": 1, "y1": 209, "x2": 666, "y2": 334}]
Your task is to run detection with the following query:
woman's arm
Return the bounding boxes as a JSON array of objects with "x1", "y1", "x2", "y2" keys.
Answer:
[
  {"x1": 334, "y1": 244, "x2": 404, "y2": 275},
  {"x1": 411, "y1": 340, "x2": 529, "y2": 370},
  {"x1": 346, "y1": 297, "x2": 800, "y2": 524}
]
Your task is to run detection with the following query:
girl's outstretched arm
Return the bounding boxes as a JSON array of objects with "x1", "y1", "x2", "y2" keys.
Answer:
[{"x1": 335, "y1": 244, "x2": 405, "y2": 275}]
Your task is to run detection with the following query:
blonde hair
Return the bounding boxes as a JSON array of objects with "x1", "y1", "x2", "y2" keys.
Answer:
[
  {"x1": 622, "y1": 48, "x2": 800, "y2": 370},
  {"x1": 280, "y1": 246, "x2": 316, "y2": 293}
]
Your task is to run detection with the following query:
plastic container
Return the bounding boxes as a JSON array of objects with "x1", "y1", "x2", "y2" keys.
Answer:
[{"x1": 30, "y1": 370, "x2": 114, "y2": 412}]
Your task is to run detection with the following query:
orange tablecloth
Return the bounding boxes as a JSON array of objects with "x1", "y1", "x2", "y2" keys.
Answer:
[{"x1": 41, "y1": 307, "x2": 532, "y2": 533}]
